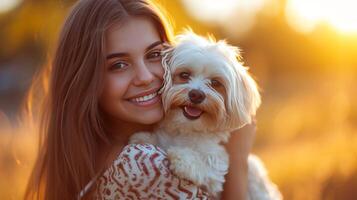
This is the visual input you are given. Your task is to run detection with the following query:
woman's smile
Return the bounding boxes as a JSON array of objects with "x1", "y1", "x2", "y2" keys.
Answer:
[{"x1": 127, "y1": 87, "x2": 161, "y2": 107}]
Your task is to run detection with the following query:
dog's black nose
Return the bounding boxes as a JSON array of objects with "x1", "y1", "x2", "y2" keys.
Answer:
[{"x1": 189, "y1": 89, "x2": 206, "y2": 104}]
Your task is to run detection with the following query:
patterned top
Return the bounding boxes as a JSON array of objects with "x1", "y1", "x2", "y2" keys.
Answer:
[{"x1": 93, "y1": 144, "x2": 212, "y2": 200}]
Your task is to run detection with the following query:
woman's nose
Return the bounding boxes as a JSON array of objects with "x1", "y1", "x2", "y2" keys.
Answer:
[{"x1": 133, "y1": 60, "x2": 154, "y2": 86}]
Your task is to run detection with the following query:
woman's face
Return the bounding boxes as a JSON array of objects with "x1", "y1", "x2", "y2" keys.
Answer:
[{"x1": 99, "y1": 17, "x2": 165, "y2": 126}]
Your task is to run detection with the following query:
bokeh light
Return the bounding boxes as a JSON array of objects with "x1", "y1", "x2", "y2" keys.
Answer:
[
  {"x1": 181, "y1": 0, "x2": 267, "y2": 36},
  {"x1": 0, "y1": 0, "x2": 22, "y2": 13},
  {"x1": 286, "y1": 0, "x2": 357, "y2": 34}
]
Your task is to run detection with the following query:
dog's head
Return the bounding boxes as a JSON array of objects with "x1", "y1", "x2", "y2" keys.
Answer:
[{"x1": 160, "y1": 31, "x2": 261, "y2": 132}]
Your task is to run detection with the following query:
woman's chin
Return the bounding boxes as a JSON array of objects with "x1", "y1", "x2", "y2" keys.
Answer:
[{"x1": 128, "y1": 107, "x2": 164, "y2": 125}]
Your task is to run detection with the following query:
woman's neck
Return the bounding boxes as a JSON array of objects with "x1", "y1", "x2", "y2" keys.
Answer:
[
  {"x1": 107, "y1": 121, "x2": 154, "y2": 144},
  {"x1": 101, "y1": 113, "x2": 155, "y2": 145},
  {"x1": 95, "y1": 117, "x2": 155, "y2": 173}
]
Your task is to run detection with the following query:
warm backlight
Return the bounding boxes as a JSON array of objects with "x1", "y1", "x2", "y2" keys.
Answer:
[
  {"x1": 0, "y1": 0, "x2": 22, "y2": 13},
  {"x1": 286, "y1": 0, "x2": 357, "y2": 34}
]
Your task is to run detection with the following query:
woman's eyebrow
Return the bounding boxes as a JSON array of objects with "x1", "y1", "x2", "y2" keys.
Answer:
[
  {"x1": 106, "y1": 52, "x2": 128, "y2": 60},
  {"x1": 106, "y1": 41, "x2": 163, "y2": 60},
  {"x1": 146, "y1": 41, "x2": 163, "y2": 51}
]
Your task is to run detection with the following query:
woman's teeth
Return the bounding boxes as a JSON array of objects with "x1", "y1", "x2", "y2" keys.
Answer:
[{"x1": 130, "y1": 92, "x2": 157, "y2": 102}]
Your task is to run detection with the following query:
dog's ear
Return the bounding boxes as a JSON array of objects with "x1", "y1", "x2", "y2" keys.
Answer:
[
  {"x1": 221, "y1": 44, "x2": 261, "y2": 130},
  {"x1": 159, "y1": 46, "x2": 175, "y2": 113}
]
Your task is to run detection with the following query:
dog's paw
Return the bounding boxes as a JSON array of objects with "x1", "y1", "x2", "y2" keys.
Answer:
[
  {"x1": 129, "y1": 132, "x2": 157, "y2": 145},
  {"x1": 167, "y1": 148, "x2": 206, "y2": 185}
]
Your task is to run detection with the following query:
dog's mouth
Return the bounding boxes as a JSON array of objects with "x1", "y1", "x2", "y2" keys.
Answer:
[{"x1": 182, "y1": 105, "x2": 203, "y2": 120}]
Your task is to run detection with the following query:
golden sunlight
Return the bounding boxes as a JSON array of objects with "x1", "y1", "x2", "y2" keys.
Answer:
[
  {"x1": 286, "y1": 0, "x2": 357, "y2": 34},
  {"x1": 0, "y1": 0, "x2": 22, "y2": 13},
  {"x1": 181, "y1": 0, "x2": 267, "y2": 36},
  {"x1": 181, "y1": 0, "x2": 266, "y2": 22},
  {"x1": 181, "y1": 0, "x2": 241, "y2": 22}
]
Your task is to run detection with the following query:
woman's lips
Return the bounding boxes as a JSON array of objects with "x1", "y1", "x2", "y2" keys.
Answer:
[{"x1": 128, "y1": 92, "x2": 160, "y2": 107}]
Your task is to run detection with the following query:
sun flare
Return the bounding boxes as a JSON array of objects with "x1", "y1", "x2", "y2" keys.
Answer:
[
  {"x1": 286, "y1": 0, "x2": 357, "y2": 34},
  {"x1": 181, "y1": 0, "x2": 240, "y2": 22},
  {"x1": 0, "y1": 0, "x2": 22, "y2": 13},
  {"x1": 181, "y1": 0, "x2": 266, "y2": 23},
  {"x1": 180, "y1": 0, "x2": 266, "y2": 36}
]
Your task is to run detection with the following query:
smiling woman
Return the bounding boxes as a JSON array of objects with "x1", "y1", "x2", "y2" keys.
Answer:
[
  {"x1": 23, "y1": 0, "x2": 178, "y2": 199},
  {"x1": 99, "y1": 17, "x2": 165, "y2": 130}
]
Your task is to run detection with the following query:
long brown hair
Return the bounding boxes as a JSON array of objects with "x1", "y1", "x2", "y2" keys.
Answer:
[{"x1": 24, "y1": 0, "x2": 173, "y2": 199}]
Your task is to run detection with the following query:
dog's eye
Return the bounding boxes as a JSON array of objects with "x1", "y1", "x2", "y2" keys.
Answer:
[
  {"x1": 210, "y1": 79, "x2": 222, "y2": 87},
  {"x1": 179, "y1": 72, "x2": 191, "y2": 80}
]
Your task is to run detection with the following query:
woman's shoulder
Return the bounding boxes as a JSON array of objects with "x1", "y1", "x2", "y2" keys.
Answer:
[
  {"x1": 113, "y1": 143, "x2": 168, "y2": 167},
  {"x1": 109, "y1": 143, "x2": 170, "y2": 181},
  {"x1": 95, "y1": 143, "x2": 211, "y2": 200}
]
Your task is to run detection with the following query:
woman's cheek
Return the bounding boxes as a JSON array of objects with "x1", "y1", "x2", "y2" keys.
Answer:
[
  {"x1": 150, "y1": 62, "x2": 164, "y2": 80},
  {"x1": 110, "y1": 74, "x2": 131, "y2": 98},
  {"x1": 101, "y1": 73, "x2": 130, "y2": 105}
]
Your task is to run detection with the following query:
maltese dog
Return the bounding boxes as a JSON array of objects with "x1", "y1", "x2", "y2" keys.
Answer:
[{"x1": 130, "y1": 31, "x2": 282, "y2": 200}]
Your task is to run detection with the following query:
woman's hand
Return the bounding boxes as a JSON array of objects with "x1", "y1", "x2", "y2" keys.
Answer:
[{"x1": 221, "y1": 118, "x2": 257, "y2": 200}]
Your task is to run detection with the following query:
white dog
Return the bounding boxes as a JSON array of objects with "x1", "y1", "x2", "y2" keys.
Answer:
[{"x1": 130, "y1": 31, "x2": 282, "y2": 200}]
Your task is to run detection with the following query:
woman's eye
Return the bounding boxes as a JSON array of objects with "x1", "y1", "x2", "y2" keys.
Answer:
[
  {"x1": 110, "y1": 62, "x2": 128, "y2": 71},
  {"x1": 210, "y1": 79, "x2": 222, "y2": 87},
  {"x1": 179, "y1": 72, "x2": 190, "y2": 80},
  {"x1": 147, "y1": 51, "x2": 162, "y2": 60}
]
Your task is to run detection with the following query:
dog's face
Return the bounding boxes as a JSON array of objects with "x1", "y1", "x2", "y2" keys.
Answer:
[{"x1": 160, "y1": 32, "x2": 261, "y2": 133}]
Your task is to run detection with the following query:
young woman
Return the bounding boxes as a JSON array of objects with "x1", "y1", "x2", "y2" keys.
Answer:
[{"x1": 24, "y1": 0, "x2": 255, "y2": 199}]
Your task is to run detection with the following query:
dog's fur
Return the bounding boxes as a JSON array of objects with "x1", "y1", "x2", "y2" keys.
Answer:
[{"x1": 130, "y1": 31, "x2": 282, "y2": 199}]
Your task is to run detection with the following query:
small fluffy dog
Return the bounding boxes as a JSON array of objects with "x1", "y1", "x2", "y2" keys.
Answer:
[{"x1": 130, "y1": 31, "x2": 281, "y2": 199}]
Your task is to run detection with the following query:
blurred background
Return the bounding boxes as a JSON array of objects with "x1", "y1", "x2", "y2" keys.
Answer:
[{"x1": 0, "y1": 0, "x2": 356, "y2": 199}]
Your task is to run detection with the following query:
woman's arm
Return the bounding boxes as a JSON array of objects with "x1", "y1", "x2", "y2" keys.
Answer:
[{"x1": 221, "y1": 120, "x2": 257, "y2": 200}]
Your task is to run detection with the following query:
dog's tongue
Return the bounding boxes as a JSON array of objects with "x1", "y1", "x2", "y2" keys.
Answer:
[{"x1": 184, "y1": 106, "x2": 203, "y2": 117}]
